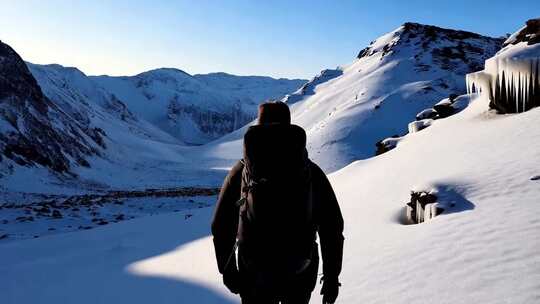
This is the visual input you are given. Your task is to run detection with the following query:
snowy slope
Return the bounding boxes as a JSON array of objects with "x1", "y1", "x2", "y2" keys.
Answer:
[
  {"x1": 2, "y1": 91, "x2": 539, "y2": 304},
  {"x1": 92, "y1": 69, "x2": 305, "y2": 144},
  {"x1": 282, "y1": 23, "x2": 503, "y2": 172}
]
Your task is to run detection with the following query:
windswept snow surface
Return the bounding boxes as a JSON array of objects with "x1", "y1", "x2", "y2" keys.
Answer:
[{"x1": 2, "y1": 93, "x2": 539, "y2": 303}]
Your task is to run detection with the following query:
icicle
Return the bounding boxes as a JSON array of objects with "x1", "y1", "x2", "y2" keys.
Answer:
[{"x1": 514, "y1": 73, "x2": 519, "y2": 113}]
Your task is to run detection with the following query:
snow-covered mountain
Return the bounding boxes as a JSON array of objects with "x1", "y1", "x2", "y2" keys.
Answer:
[
  {"x1": 21, "y1": 62, "x2": 221, "y2": 193},
  {"x1": 2, "y1": 21, "x2": 539, "y2": 303},
  {"x1": 1, "y1": 19, "x2": 539, "y2": 304},
  {"x1": 280, "y1": 22, "x2": 504, "y2": 171},
  {"x1": 91, "y1": 69, "x2": 305, "y2": 144},
  {"x1": 0, "y1": 41, "x2": 304, "y2": 192}
]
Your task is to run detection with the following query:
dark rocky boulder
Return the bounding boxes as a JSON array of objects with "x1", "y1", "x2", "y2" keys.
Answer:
[
  {"x1": 375, "y1": 135, "x2": 402, "y2": 155},
  {"x1": 432, "y1": 103, "x2": 455, "y2": 118},
  {"x1": 51, "y1": 210, "x2": 62, "y2": 218}
]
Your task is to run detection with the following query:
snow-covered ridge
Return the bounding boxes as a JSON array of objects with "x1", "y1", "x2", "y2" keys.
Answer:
[
  {"x1": 283, "y1": 69, "x2": 343, "y2": 105},
  {"x1": 91, "y1": 68, "x2": 305, "y2": 145},
  {"x1": 278, "y1": 22, "x2": 504, "y2": 172},
  {"x1": 26, "y1": 62, "x2": 305, "y2": 146}
]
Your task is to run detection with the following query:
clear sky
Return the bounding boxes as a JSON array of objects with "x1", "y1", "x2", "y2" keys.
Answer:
[{"x1": 1, "y1": 0, "x2": 538, "y2": 79}]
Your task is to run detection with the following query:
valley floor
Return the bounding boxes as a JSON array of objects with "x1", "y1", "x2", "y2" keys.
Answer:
[{"x1": 0, "y1": 187, "x2": 219, "y2": 242}]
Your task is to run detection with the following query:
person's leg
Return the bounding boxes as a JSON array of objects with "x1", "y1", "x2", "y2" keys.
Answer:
[
  {"x1": 280, "y1": 290, "x2": 312, "y2": 304},
  {"x1": 241, "y1": 290, "x2": 279, "y2": 304},
  {"x1": 241, "y1": 295, "x2": 279, "y2": 304}
]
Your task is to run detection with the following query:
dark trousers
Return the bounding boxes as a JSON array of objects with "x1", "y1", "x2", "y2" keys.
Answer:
[
  {"x1": 238, "y1": 250, "x2": 319, "y2": 304},
  {"x1": 241, "y1": 290, "x2": 312, "y2": 304},
  {"x1": 238, "y1": 242, "x2": 319, "y2": 304}
]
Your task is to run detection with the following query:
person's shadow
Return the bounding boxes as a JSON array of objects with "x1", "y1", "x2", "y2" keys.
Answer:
[{"x1": 0, "y1": 207, "x2": 238, "y2": 304}]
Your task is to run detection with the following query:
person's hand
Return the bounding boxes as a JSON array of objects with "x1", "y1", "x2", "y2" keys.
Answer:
[
  {"x1": 320, "y1": 276, "x2": 341, "y2": 304},
  {"x1": 223, "y1": 268, "x2": 242, "y2": 294}
]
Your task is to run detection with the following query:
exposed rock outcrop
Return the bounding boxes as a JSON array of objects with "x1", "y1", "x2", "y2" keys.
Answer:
[
  {"x1": 0, "y1": 40, "x2": 104, "y2": 174},
  {"x1": 503, "y1": 18, "x2": 540, "y2": 46}
]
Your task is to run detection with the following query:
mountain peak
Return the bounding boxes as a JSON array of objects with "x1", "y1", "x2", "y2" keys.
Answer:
[
  {"x1": 135, "y1": 67, "x2": 192, "y2": 80},
  {"x1": 355, "y1": 21, "x2": 504, "y2": 74},
  {"x1": 503, "y1": 18, "x2": 540, "y2": 46},
  {"x1": 400, "y1": 22, "x2": 486, "y2": 40}
]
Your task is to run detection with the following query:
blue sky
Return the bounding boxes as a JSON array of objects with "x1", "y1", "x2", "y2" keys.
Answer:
[{"x1": 1, "y1": 0, "x2": 538, "y2": 79}]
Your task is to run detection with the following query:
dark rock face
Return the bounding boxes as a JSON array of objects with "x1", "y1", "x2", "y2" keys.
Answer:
[
  {"x1": 0, "y1": 41, "x2": 104, "y2": 174},
  {"x1": 504, "y1": 18, "x2": 540, "y2": 46},
  {"x1": 375, "y1": 135, "x2": 402, "y2": 155},
  {"x1": 416, "y1": 94, "x2": 468, "y2": 121},
  {"x1": 432, "y1": 103, "x2": 455, "y2": 118},
  {"x1": 167, "y1": 100, "x2": 254, "y2": 141},
  {"x1": 405, "y1": 23, "x2": 504, "y2": 74}
]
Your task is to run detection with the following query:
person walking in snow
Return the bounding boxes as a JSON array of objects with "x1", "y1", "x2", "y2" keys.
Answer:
[{"x1": 211, "y1": 101, "x2": 344, "y2": 304}]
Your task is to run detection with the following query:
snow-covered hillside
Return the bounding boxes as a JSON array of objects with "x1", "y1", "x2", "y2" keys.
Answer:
[
  {"x1": 2, "y1": 60, "x2": 222, "y2": 194},
  {"x1": 2, "y1": 85, "x2": 538, "y2": 304},
  {"x1": 0, "y1": 41, "x2": 303, "y2": 193},
  {"x1": 282, "y1": 23, "x2": 503, "y2": 172}
]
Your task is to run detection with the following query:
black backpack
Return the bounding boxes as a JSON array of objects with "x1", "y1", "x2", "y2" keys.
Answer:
[{"x1": 236, "y1": 124, "x2": 316, "y2": 277}]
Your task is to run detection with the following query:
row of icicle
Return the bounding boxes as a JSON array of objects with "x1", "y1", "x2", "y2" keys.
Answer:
[{"x1": 467, "y1": 57, "x2": 540, "y2": 113}]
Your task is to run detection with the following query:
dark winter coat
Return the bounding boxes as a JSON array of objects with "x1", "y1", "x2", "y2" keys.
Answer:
[{"x1": 211, "y1": 126, "x2": 344, "y2": 293}]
